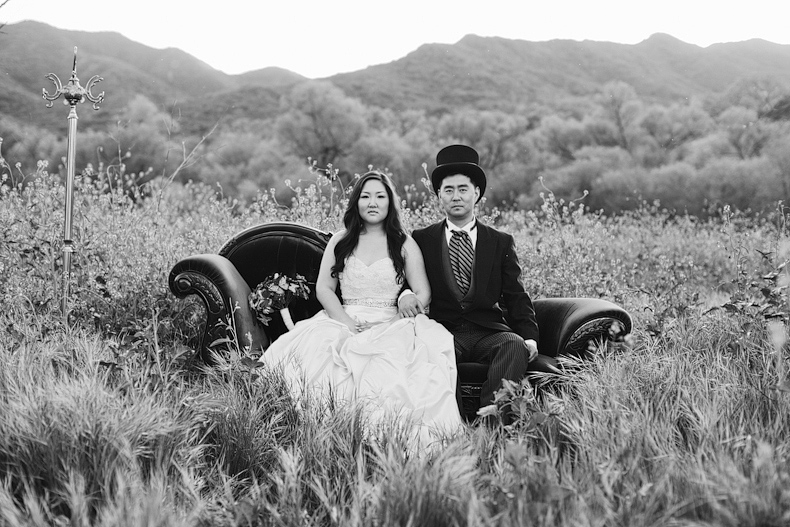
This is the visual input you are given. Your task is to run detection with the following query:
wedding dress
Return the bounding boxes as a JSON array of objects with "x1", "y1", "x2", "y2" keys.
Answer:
[{"x1": 260, "y1": 254, "x2": 462, "y2": 447}]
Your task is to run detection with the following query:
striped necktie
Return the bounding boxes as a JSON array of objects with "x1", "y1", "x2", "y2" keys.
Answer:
[{"x1": 449, "y1": 230, "x2": 474, "y2": 295}]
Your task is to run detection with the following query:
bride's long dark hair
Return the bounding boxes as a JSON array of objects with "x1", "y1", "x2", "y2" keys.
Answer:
[{"x1": 331, "y1": 171, "x2": 407, "y2": 283}]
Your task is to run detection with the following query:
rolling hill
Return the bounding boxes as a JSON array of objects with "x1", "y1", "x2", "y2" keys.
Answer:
[
  {"x1": 2, "y1": 21, "x2": 790, "y2": 134},
  {"x1": 330, "y1": 33, "x2": 790, "y2": 112}
]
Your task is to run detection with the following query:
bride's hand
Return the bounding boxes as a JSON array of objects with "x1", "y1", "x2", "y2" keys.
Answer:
[
  {"x1": 397, "y1": 293, "x2": 425, "y2": 318},
  {"x1": 343, "y1": 317, "x2": 363, "y2": 333},
  {"x1": 355, "y1": 321, "x2": 376, "y2": 332}
]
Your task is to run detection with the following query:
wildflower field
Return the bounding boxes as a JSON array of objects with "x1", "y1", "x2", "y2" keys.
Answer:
[{"x1": 1, "y1": 163, "x2": 789, "y2": 526}]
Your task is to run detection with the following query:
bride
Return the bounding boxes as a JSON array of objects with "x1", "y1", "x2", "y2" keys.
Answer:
[{"x1": 260, "y1": 170, "x2": 462, "y2": 446}]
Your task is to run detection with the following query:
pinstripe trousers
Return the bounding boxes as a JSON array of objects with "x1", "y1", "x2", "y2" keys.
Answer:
[{"x1": 451, "y1": 320, "x2": 531, "y2": 409}]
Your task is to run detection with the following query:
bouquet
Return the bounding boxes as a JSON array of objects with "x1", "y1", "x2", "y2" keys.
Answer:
[{"x1": 248, "y1": 273, "x2": 310, "y2": 329}]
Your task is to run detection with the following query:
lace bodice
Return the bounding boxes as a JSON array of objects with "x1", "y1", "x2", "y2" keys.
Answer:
[{"x1": 340, "y1": 255, "x2": 400, "y2": 308}]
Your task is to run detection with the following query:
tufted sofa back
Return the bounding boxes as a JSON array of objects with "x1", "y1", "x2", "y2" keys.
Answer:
[{"x1": 219, "y1": 222, "x2": 331, "y2": 340}]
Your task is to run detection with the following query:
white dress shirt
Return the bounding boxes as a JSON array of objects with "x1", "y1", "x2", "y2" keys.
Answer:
[{"x1": 444, "y1": 218, "x2": 477, "y2": 249}]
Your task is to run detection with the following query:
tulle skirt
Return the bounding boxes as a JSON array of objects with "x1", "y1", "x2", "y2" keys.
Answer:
[{"x1": 260, "y1": 306, "x2": 463, "y2": 448}]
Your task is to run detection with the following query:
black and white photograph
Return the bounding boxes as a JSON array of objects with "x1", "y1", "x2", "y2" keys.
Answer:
[{"x1": 1, "y1": 0, "x2": 789, "y2": 524}]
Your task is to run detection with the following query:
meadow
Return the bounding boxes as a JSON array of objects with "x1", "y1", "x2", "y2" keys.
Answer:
[{"x1": 1, "y1": 160, "x2": 789, "y2": 526}]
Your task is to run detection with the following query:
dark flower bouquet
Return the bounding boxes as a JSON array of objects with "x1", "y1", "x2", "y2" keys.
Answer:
[{"x1": 248, "y1": 273, "x2": 310, "y2": 328}]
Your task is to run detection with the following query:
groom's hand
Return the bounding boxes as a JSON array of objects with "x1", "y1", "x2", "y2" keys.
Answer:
[
  {"x1": 525, "y1": 339, "x2": 538, "y2": 362},
  {"x1": 397, "y1": 292, "x2": 424, "y2": 318}
]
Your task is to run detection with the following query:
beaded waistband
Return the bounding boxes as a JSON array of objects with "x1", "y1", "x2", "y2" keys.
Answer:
[{"x1": 344, "y1": 298, "x2": 397, "y2": 308}]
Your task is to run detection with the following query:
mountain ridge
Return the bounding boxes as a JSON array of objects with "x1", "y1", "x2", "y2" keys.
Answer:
[{"x1": 2, "y1": 21, "x2": 790, "y2": 133}]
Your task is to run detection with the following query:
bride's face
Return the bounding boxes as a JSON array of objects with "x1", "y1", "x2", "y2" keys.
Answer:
[{"x1": 357, "y1": 179, "x2": 390, "y2": 226}]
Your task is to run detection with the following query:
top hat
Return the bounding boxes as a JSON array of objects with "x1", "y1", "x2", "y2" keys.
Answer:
[{"x1": 430, "y1": 144, "x2": 486, "y2": 201}]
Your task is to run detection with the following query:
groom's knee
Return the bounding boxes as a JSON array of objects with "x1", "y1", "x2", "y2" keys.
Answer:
[{"x1": 490, "y1": 332, "x2": 529, "y2": 370}]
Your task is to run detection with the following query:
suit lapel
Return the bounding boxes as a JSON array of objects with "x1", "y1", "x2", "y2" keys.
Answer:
[
  {"x1": 423, "y1": 222, "x2": 445, "y2": 266},
  {"x1": 424, "y1": 221, "x2": 461, "y2": 299},
  {"x1": 473, "y1": 222, "x2": 495, "y2": 295}
]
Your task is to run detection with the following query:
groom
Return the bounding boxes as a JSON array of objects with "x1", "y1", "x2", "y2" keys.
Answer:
[{"x1": 400, "y1": 144, "x2": 539, "y2": 416}]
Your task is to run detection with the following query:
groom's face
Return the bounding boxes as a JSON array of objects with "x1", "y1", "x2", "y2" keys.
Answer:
[{"x1": 439, "y1": 174, "x2": 479, "y2": 224}]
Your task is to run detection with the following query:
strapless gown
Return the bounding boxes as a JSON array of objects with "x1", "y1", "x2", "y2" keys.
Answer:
[{"x1": 260, "y1": 255, "x2": 462, "y2": 447}]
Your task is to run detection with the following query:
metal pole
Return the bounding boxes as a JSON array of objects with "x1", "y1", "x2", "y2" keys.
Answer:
[
  {"x1": 43, "y1": 47, "x2": 104, "y2": 320},
  {"x1": 62, "y1": 106, "x2": 78, "y2": 316}
]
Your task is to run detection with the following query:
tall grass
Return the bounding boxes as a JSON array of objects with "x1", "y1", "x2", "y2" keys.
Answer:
[{"x1": 1, "y1": 164, "x2": 789, "y2": 525}]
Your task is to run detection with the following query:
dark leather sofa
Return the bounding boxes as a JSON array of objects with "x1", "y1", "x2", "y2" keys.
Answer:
[{"x1": 169, "y1": 222, "x2": 632, "y2": 420}]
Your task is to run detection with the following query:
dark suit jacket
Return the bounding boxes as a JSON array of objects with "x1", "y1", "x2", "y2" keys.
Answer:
[{"x1": 413, "y1": 220, "x2": 539, "y2": 342}]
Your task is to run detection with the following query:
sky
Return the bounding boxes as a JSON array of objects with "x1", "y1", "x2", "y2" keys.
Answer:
[{"x1": 2, "y1": 0, "x2": 788, "y2": 79}]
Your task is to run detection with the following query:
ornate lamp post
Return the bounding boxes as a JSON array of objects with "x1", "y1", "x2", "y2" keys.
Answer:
[{"x1": 43, "y1": 47, "x2": 105, "y2": 319}]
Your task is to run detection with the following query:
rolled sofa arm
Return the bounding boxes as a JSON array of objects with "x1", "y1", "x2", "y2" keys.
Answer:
[
  {"x1": 533, "y1": 297, "x2": 632, "y2": 359},
  {"x1": 168, "y1": 254, "x2": 269, "y2": 362}
]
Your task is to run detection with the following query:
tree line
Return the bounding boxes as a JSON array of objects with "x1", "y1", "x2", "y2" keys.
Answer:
[{"x1": 2, "y1": 76, "x2": 790, "y2": 215}]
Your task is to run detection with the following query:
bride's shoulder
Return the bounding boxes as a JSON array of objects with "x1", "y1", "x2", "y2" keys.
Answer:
[
  {"x1": 327, "y1": 229, "x2": 348, "y2": 245},
  {"x1": 401, "y1": 234, "x2": 422, "y2": 258},
  {"x1": 321, "y1": 231, "x2": 348, "y2": 260}
]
